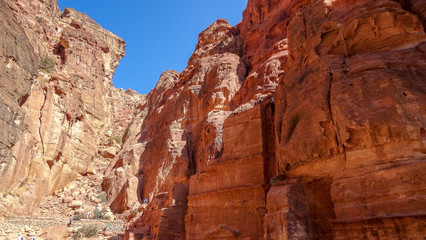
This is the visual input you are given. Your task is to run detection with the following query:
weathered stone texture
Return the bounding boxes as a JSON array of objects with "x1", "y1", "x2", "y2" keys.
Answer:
[
  {"x1": 1, "y1": 0, "x2": 425, "y2": 239},
  {"x1": 273, "y1": 0, "x2": 426, "y2": 239},
  {"x1": 264, "y1": 182, "x2": 310, "y2": 240},
  {"x1": 0, "y1": 0, "x2": 38, "y2": 174},
  {"x1": 0, "y1": 0, "x2": 143, "y2": 215},
  {"x1": 122, "y1": 0, "x2": 425, "y2": 239},
  {"x1": 186, "y1": 103, "x2": 275, "y2": 240}
]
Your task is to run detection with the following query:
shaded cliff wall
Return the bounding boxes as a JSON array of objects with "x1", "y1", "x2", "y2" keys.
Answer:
[
  {"x1": 0, "y1": 0, "x2": 144, "y2": 215},
  {"x1": 117, "y1": 0, "x2": 426, "y2": 239},
  {"x1": 273, "y1": 0, "x2": 426, "y2": 239}
]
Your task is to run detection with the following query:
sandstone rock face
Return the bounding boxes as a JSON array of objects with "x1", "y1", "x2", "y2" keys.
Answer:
[
  {"x1": 103, "y1": 107, "x2": 148, "y2": 214},
  {"x1": 272, "y1": 1, "x2": 426, "y2": 239},
  {"x1": 109, "y1": 88, "x2": 146, "y2": 138},
  {"x1": 119, "y1": 8, "x2": 283, "y2": 240},
  {"x1": 39, "y1": 225, "x2": 69, "y2": 240},
  {"x1": 0, "y1": 0, "x2": 425, "y2": 239},
  {"x1": 0, "y1": 0, "x2": 144, "y2": 215},
  {"x1": 264, "y1": 181, "x2": 310, "y2": 240},
  {"x1": 117, "y1": 0, "x2": 426, "y2": 239},
  {"x1": 186, "y1": 102, "x2": 275, "y2": 240},
  {"x1": 0, "y1": 0, "x2": 38, "y2": 185}
]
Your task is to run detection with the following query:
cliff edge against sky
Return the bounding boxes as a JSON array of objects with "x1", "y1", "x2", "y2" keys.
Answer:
[{"x1": 0, "y1": 0, "x2": 425, "y2": 239}]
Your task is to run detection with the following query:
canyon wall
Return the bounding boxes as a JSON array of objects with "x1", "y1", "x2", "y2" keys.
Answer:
[
  {"x1": 0, "y1": 0, "x2": 144, "y2": 215},
  {"x1": 0, "y1": 0, "x2": 425, "y2": 239},
  {"x1": 119, "y1": 0, "x2": 426, "y2": 239},
  {"x1": 274, "y1": 0, "x2": 426, "y2": 239},
  {"x1": 0, "y1": 0, "x2": 38, "y2": 186}
]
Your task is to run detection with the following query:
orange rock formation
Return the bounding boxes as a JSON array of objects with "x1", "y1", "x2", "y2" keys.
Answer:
[
  {"x1": 0, "y1": 0, "x2": 425, "y2": 239},
  {"x1": 119, "y1": 0, "x2": 426, "y2": 239},
  {"x1": 0, "y1": 0, "x2": 144, "y2": 215}
]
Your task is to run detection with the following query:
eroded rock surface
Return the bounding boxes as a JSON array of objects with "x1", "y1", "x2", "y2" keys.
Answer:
[
  {"x1": 117, "y1": 0, "x2": 426, "y2": 239},
  {"x1": 0, "y1": 0, "x2": 38, "y2": 189},
  {"x1": 273, "y1": 1, "x2": 426, "y2": 239},
  {"x1": 0, "y1": 0, "x2": 425, "y2": 239},
  {"x1": 0, "y1": 0, "x2": 144, "y2": 216}
]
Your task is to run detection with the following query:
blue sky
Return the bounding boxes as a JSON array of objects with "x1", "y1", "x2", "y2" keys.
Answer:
[{"x1": 58, "y1": 1, "x2": 247, "y2": 94}]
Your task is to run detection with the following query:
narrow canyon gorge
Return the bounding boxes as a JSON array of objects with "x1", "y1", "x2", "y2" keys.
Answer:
[{"x1": 0, "y1": 0, "x2": 425, "y2": 239}]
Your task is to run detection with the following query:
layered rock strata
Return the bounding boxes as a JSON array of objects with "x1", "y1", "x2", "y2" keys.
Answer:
[
  {"x1": 186, "y1": 101, "x2": 276, "y2": 239},
  {"x1": 118, "y1": 0, "x2": 426, "y2": 239},
  {"x1": 0, "y1": 0, "x2": 425, "y2": 239},
  {"x1": 0, "y1": 0, "x2": 144, "y2": 215},
  {"x1": 273, "y1": 0, "x2": 426, "y2": 239},
  {"x1": 0, "y1": 0, "x2": 38, "y2": 189}
]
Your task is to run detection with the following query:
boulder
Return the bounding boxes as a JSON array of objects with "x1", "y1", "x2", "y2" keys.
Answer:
[
  {"x1": 38, "y1": 226, "x2": 69, "y2": 240},
  {"x1": 62, "y1": 196, "x2": 73, "y2": 203},
  {"x1": 69, "y1": 200, "x2": 82, "y2": 209},
  {"x1": 86, "y1": 166, "x2": 97, "y2": 176},
  {"x1": 101, "y1": 147, "x2": 118, "y2": 159}
]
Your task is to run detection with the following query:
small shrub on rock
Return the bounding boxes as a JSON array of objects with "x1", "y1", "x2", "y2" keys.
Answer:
[
  {"x1": 82, "y1": 225, "x2": 98, "y2": 237},
  {"x1": 73, "y1": 212, "x2": 85, "y2": 221},
  {"x1": 97, "y1": 193, "x2": 108, "y2": 203},
  {"x1": 107, "y1": 136, "x2": 122, "y2": 144},
  {"x1": 72, "y1": 231, "x2": 81, "y2": 239},
  {"x1": 73, "y1": 225, "x2": 98, "y2": 239},
  {"x1": 92, "y1": 208, "x2": 101, "y2": 219},
  {"x1": 92, "y1": 208, "x2": 109, "y2": 220},
  {"x1": 39, "y1": 56, "x2": 55, "y2": 73}
]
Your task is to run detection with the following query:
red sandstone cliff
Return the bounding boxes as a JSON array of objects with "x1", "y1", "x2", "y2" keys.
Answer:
[
  {"x1": 0, "y1": 0, "x2": 144, "y2": 215},
  {"x1": 113, "y1": 0, "x2": 426, "y2": 239},
  {"x1": 0, "y1": 0, "x2": 425, "y2": 239}
]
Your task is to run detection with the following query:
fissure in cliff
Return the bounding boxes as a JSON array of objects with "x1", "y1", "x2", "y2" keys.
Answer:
[
  {"x1": 0, "y1": 0, "x2": 425, "y2": 239},
  {"x1": 38, "y1": 87, "x2": 48, "y2": 156}
]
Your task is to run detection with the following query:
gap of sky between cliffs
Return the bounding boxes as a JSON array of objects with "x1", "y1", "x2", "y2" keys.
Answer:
[{"x1": 58, "y1": 0, "x2": 247, "y2": 94}]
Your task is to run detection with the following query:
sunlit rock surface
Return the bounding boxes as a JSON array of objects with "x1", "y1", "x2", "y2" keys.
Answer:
[
  {"x1": 120, "y1": 0, "x2": 426, "y2": 239},
  {"x1": 0, "y1": 0, "x2": 144, "y2": 215},
  {"x1": 0, "y1": 0, "x2": 425, "y2": 239}
]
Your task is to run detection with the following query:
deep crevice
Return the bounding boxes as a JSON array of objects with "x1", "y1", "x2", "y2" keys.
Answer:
[
  {"x1": 53, "y1": 43, "x2": 66, "y2": 65},
  {"x1": 328, "y1": 72, "x2": 346, "y2": 162},
  {"x1": 261, "y1": 99, "x2": 276, "y2": 186},
  {"x1": 18, "y1": 93, "x2": 29, "y2": 107},
  {"x1": 285, "y1": 114, "x2": 300, "y2": 143},
  {"x1": 395, "y1": 0, "x2": 426, "y2": 29},
  {"x1": 184, "y1": 130, "x2": 195, "y2": 176},
  {"x1": 39, "y1": 88, "x2": 48, "y2": 155}
]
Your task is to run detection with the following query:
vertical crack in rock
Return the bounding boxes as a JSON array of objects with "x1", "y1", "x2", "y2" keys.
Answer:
[
  {"x1": 338, "y1": 25, "x2": 349, "y2": 59},
  {"x1": 328, "y1": 72, "x2": 346, "y2": 162},
  {"x1": 39, "y1": 88, "x2": 48, "y2": 155},
  {"x1": 339, "y1": 25, "x2": 351, "y2": 76},
  {"x1": 1, "y1": 0, "x2": 425, "y2": 238},
  {"x1": 184, "y1": 130, "x2": 195, "y2": 175}
]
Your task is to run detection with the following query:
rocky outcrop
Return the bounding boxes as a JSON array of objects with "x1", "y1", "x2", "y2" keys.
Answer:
[
  {"x1": 118, "y1": 2, "x2": 286, "y2": 239},
  {"x1": 0, "y1": 0, "x2": 144, "y2": 215},
  {"x1": 116, "y1": 0, "x2": 426, "y2": 239},
  {"x1": 39, "y1": 225, "x2": 69, "y2": 240},
  {"x1": 186, "y1": 102, "x2": 276, "y2": 239},
  {"x1": 0, "y1": 0, "x2": 38, "y2": 188},
  {"x1": 0, "y1": 0, "x2": 425, "y2": 239},
  {"x1": 272, "y1": 0, "x2": 426, "y2": 239}
]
